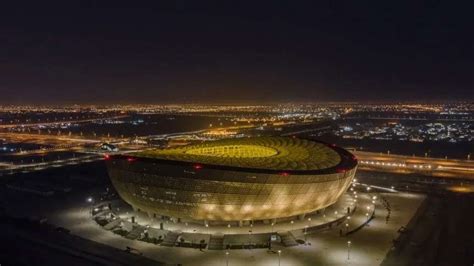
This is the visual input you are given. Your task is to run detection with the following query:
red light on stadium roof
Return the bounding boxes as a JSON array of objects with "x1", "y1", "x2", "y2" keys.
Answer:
[
  {"x1": 104, "y1": 154, "x2": 110, "y2": 160},
  {"x1": 280, "y1": 172, "x2": 290, "y2": 176},
  {"x1": 127, "y1": 157, "x2": 136, "y2": 162},
  {"x1": 194, "y1": 164, "x2": 203, "y2": 170}
]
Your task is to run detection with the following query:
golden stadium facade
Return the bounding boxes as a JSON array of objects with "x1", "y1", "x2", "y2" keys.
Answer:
[{"x1": 106, "y1": 137, "x2": 357, "y2": 224}]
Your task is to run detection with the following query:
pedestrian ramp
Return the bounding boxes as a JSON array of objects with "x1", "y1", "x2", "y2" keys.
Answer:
[
  {"x1": 278, "y1": 231, "x2": 298, "y2": 247},
  {"x1": 208, "y1": 234, "x2": 225, "y2": 250},
  {"x1": 126, "y1": 225, "x2": 145, "y2": 240},
  {"x1": 161, "y1": 231, "x2": 181, "y2": 247}
]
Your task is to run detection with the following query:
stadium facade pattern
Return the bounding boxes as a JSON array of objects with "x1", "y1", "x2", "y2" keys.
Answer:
[{"x1": 106, "y1": 137, "x2": 357, "y2": 224}]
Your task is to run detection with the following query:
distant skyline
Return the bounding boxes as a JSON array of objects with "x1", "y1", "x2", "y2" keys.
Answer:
[
  {"x1": 0, "y1": 2, "x2": 473, "y2": 104},
  {"x1": 0, "y1": 100, "x2": 472, "y2": 107}
]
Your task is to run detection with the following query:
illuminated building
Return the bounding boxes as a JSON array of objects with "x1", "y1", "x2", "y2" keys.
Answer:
[{"x1": 106, "y1": 137, "x2": 357, "y2": 224}]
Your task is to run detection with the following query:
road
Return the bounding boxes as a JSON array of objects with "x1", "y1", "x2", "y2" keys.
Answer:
[
  {"x1": 2, "y1": 130, "x2": 472, "y2": 180},
  {"x1": 354, "y1": 151, "x2": 474, "y2": 179},
  {"x1": 0, "y1": 154, "x2": 103, "y2": 176},
  {"x1": 0, "y1": 115, "x2": 129, "y2": 128}
]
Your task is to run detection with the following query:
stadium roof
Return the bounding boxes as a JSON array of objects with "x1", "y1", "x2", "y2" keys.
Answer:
[{"x1": 134, "y1": 137, "x2": 342, "y2": 171}]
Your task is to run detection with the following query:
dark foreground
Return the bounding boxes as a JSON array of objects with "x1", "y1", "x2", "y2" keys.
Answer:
[{"x1": 0, "y1": 215, "x2": 163, "y2": 266}]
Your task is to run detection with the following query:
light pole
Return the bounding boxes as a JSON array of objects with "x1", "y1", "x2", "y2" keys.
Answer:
[
  {"x1": 278, "y1": 250, "x2": 281, "y2": 266},
  {"x1": 225, "y1": 251, "x2": 229, "y2": 266},
  {"x1": 347, "y1": 241, "x2": 351, "y2": 260},
  {"x1": 86, "y1": 196, "x2": 94, "y2": 216},
  {"x1": 248, "y1": 229, "x2": 253, "y2": 247},
  {"x1": 304, "y1": 225, "x2": 308, "y2": 243}
]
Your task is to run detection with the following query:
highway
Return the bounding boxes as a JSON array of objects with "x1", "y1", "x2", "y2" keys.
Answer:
[
  {"x1": 0, "y1": 115, "x2": 129, "y2": 129},
  {"x1": 3, "y1": 149, "x2": 472, "y2": 180},
  {"x1": 354, "y1": 151, "x2": 474, "y2": 179},
  {"x1": 1, "y1": 130, "x2": 472, "y2": 180},
  {"x1": 0, "y1": 154, "x2": 103, "y2": 176}
]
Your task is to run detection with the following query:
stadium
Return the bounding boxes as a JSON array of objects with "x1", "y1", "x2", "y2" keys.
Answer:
[{"x1": 106, "y1": 137, "x2": 357, "y2": 225}]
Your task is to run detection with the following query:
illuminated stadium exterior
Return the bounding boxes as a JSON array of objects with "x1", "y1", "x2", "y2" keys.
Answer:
[{"x1": 106, "y1": 137, "x2": 357, "y2": 224}]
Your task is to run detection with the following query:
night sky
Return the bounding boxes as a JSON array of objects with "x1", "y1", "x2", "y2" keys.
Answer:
[{"x1": 0, "y1": 2, "x2": 472, "y2": 104}]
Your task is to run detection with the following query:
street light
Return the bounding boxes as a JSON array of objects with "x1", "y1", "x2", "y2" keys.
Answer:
[
  {"x1": 225, "y1": 251, "x2": 229, "y2": 266},
  {"x1": 347, "y1": 241, "x2": 352, "y2": 260},
  {"x1": 278, "y1": 250, "x2": 281, "y2": 266},
  {"x1": 86, "y1": 197, "x2": 94, "y2": 216},
  {"x1": 304, "y1": 225, "x2": 308, "y2": 243}
]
